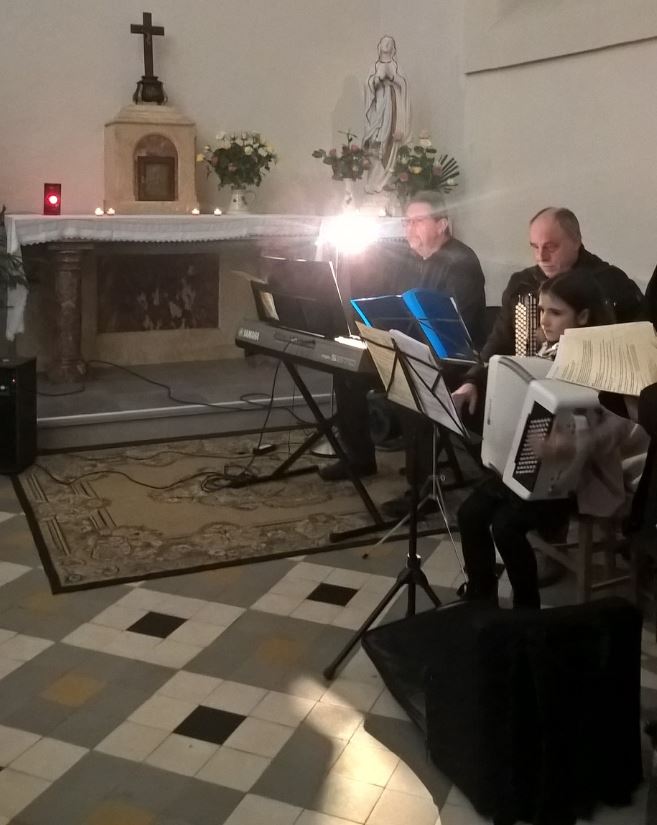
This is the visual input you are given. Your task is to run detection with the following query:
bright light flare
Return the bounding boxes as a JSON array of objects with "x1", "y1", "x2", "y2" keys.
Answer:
[
  {"x1": 319, "y1": 213, "x2": 380, "y2": 255},
  {"x1": 48, "y1": 194, "x2": 59, "y2": 206}
]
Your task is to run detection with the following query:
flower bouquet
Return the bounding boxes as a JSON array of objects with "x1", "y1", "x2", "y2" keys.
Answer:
[
  {"x1": 197, "y1": 132, "x2": 277, "y2": 190},
  {"x1": 387, "y1": 132, "x2": 459, "y2": 201},
  {"x1": 312, "y1": 131, "x2": 371, "y2": 181}
]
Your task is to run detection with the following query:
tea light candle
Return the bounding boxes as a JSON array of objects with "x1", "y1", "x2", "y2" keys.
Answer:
[
  {"x1": 213, "y1": 208, "x2": 222, "y2": 216},
  {"x1": 191, "y1": 208, "x2": 200, "y2": 215},
  {"x1": 94, "y1": 207, "x2": 104, "y2": 216},
  {"x1": 106, "y1": 207, "x2": 116, "y2": 215}
]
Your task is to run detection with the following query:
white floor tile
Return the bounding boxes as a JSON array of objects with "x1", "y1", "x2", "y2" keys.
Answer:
[
  {"x1": 365, "y1": 787, "x2": 438, "y2": 825},
  {"x1": 310, "y1": 772, "x2": 382, "y2": 822},
  {"x1": 144, "y1": 732, "x2": 217, "y2": 776},
  {"x1": 0, "y1": 725, "x2": 41, "y2": 765},
  {"x1": 296, "y1": 812, "x2": 361, "y2": 825},
  {"x1": 95, "y1": 721, "x2": 169, "y2": 762},
  {"x1": 0, "y1": 634, "x2": 53, "y2": 661},
  {"x1": 204, "y1": 679, "x2": 267, "y2": 714},
  {"x1": 63, "y1": 623, "x2": 122, "y2": 651},
  {"x1": 291, "y1": 600, "x2": 343, "y2": 624},
  {"x1": 193, "y1": 602, "x2": 245, "y2": 627},
  {"x1": 91, "y1": 604, "x2": 147, "y2": 630},
  {"x1": 437, "y1": 802, "x2": 490, "y2": 825},
  {"x1": 168, "y1": 619, "x2": 226, "y2": 646},
  {"x1": 320, "y1": 678, "x2": 383, "y2": 712},
  {"x1": 0, "y1": 769, "x2": 50, "y2": 819},
  {"x1": 252, "y1": 593, "x2": 305, "y2": 615},
  {"x1": 369, "y1": 690, "x2": 409, "y2": 721},
  {"x1": 157, "y1": 671, "x2": 221, "y2": 704},
  {"x1": 197, "y1": 746, "x2": 271, "y2": 791},
  {"x1": 147, "y1": 638, "x2": 203, "y2": 669},
  {"x1": 156, "y1": 593, "x2": 209, "y2": 619},
  {"x1": 285, "y1": 674, "x2": 328, "y2": 701},
  {"x1": 115, "y1": 588, "x2": 167, "y2": 611},
  {"x1": 0, "y1": 658, "x2": 22, "y2": 681},
  {"x1": 325, "y1": 568, "x2": 372, "y2": 589},
  {"x1": 330, "y1": 740, "x2": 399, "y2": 786},
  {"x1": 223, "y1": 793, "x2": 302, "y2": 825},
  {"x1": 128, "y1": 694, "x2": 197, "y2": 731},
  {"x1": 0, "y1": 562, "x2": 31, "y2": 586},
  {"x1": 386, "y1": 760, "x2": 432, "y2": 799},
  {"x1": 270, "y1": 576, "x2": 318, "y2": 599},
  {"x1": 224, "y1": 716, "x2": 294, "y2": 758},
  {"x1": 305, "y1": 702, "x2": 365, "y2": 741},
  {"x1": 10, "y1": 737, "x2": 87, "y2": 781},
  {"x1": 105, "y1": 631, "x2": 160, "y2": 660},
  {"x1": 286, "y1": 562, "x2": 335, "y2": 582},
  {"x1": 251, "y1": 690, "x2": 316, "y2": 728}
]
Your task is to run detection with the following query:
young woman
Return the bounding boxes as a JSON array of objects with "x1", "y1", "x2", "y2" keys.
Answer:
[{"x1": 457, "y1": 270, "x2": 645, "y2": 609}]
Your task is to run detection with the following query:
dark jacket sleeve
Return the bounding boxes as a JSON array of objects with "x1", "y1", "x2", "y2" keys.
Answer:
[
  {"x1": 595, "y1": 264, "x2": 643, "y2": 322},
  {"x1": 464, "y1": 270, "x2": 526, "y2": 385},
  {"x1": 442, "y1": 262, "x2": 486, "y2": 349}
]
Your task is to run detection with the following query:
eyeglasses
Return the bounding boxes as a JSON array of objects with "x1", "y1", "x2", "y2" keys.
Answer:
[{"x1": 402, "y1": 216, "x2": 438, "y2": 228}]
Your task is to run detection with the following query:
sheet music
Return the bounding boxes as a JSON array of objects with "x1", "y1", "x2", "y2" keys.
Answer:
[
  {"x1": 389, "y1": 331, "x2": 466, "y2": 436},
  {"x1": 356, "y1": 322, "x2": 407, "y2": 399},
  {"x1": 357, "y1": 323, "x2": 465, "y2": 437},
  {"x1": 547, "y1": 322, "x2": 657, "y2": 396}
]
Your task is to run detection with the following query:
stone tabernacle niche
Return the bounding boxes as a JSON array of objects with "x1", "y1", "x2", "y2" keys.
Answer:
[
  {"x1": 96, "y1": 253, "x2": 219, "y2": 333},
  {"x1": 104, "y1": 103, "x2": 199, "y2": 214}
]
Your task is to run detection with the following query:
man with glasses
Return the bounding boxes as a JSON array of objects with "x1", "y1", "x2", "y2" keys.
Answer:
[{"x1": 319, "y1": 190, "x2": 486, "y2": 483}]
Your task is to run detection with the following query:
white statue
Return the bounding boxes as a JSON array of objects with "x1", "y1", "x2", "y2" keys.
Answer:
[{"x1": 363, "y1": 35, "x2": 411, "y2": 194}]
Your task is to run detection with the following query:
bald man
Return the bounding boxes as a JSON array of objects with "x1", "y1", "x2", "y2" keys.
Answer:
[{"x1": 453, "y1": 207, "x2": 643, "y2": 416}]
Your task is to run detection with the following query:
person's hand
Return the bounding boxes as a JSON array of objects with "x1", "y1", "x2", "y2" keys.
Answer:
[
  {"x1": 529, "y1": 422, "x2": 575, "y2": 462},
  {"x1": 451, "y1": 382, "x2": 478, "y2": 416}
]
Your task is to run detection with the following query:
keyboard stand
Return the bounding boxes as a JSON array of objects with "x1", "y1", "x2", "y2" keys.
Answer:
[{"x1": 228, "y1": 359, "x2": 391, "y2": 540}]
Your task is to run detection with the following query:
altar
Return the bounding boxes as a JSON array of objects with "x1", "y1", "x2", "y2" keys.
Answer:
[{"x1": 5, "y1": 213, "x2": 405, "y2": 382}]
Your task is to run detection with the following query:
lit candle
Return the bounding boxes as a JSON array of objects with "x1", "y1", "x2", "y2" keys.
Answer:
[
  {"x1": 94, "y1": 207, "x2": 104, "y2": 216},
  {"x1": 213, "y1": 208, "x2": 222, "y2": 216},
  {"x1": 106, "y1": 207, "x2": 116, "y2": 215},
  {"x1": 191, "y1": 208, "x2": 200, "y2": 215}
]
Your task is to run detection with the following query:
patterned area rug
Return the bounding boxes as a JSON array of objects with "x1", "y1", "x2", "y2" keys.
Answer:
[{"x1": 15, "y1": 431, "x2": 407, "y2": 593}]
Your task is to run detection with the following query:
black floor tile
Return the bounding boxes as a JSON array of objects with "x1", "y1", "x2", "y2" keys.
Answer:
[
  {"x1": 174, "y1": 705, "x2": 246, "y2": 745},
  {"x1": 307, "y1": 582, "x2": 358, "y2": 606},
  {"x1": 127, "y1": 611, "x2": 187, "y2": 638}
]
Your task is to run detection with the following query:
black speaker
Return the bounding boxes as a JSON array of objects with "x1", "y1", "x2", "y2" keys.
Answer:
[
  {"x1": 0, "y1": 357, "x2": 37, "y2": 474},
  {"x1": 363, "y1": 599, "x2": 643, "y2": 824}
]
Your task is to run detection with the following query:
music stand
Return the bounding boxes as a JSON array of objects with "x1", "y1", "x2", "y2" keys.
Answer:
[{"x1": 323, "y1": 327, "x2": 467, "y2": 679}]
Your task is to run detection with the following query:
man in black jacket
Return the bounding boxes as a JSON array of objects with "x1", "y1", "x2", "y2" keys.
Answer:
[
  {"x1": 319, "y1": 190, "x2": 486, "y2": 481},
  {"x1": 452, "y1": 207, "x2": 643, "y2": 416}
]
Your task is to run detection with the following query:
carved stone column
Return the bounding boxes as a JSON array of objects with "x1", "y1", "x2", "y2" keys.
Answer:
[{"x1": 48, "y1": 243, "x2": 92, "y2": 383}]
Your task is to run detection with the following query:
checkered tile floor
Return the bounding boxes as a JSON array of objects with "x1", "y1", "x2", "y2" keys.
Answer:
[{"x1": 0, "y1": 473, "x2": 655, "y2": 825}]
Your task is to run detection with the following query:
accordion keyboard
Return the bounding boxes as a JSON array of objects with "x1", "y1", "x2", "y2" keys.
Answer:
[{"x1": 511, "y1": 401, "x2": 553, "y2": 491}]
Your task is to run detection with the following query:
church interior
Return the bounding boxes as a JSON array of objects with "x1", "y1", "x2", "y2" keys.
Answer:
[{"x1": 1, "y1": 2, "x2": 657, "y2": 823}]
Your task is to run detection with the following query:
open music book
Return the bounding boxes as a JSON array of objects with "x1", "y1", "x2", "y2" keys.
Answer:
[
  {"x1": 357, "y1": 322, "x2": 466, "y2": 437},
  {"x1": 547, "y1": 321, "x2": 657, "y2": 396},
  {"x1": 351, "y1": 288, "x2": 479, "y2": 364}
]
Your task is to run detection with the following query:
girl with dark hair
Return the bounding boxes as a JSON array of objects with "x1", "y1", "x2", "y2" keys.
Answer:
[{"x1": 457, "y1": 271, "x2": 647, "y2": 609}]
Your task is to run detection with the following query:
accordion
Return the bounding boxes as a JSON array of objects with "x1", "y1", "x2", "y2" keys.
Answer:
[
  {"x1": 482, "y1": 355, "x2": 601, "y2": 500},
  {"x1": 514, "y1": 293, "x2": 539, "y2": 356}
]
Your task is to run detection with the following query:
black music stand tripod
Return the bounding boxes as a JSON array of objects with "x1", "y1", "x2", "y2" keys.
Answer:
[{"x1": 323, "y1": 339, "x2": 466, "y2": 679}]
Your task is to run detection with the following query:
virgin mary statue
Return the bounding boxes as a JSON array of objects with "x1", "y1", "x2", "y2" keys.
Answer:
[{"x1": 363, "y1": 36, "x2": 411, "y2": 194}]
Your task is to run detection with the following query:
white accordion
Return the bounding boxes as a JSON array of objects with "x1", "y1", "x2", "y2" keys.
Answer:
[{"x1": 481, "y1": 355, "x2": 601, "y2": 500}]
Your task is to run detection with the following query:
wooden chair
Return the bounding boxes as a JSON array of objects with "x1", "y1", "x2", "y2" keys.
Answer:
[{"x1": 532, "y1": 514, "x2": 640, "y2": 605}]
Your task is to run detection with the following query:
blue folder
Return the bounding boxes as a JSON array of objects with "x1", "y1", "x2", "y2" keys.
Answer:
[{"x1": 351, "y1": 288, "x2": 478, "y2": 363}]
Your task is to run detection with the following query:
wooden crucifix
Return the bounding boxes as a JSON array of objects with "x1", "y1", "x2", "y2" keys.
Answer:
[
  {"x1": 130, "y1": 11, "x2": 164, "y2": 79},
  {"x1": 130, "y1": 11, "x2": 166, "y2": 104}
]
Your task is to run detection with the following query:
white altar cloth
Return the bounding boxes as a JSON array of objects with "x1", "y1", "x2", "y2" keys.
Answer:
[{"x1": 3, "y1": 213, "x2": 405, "y2": 340}]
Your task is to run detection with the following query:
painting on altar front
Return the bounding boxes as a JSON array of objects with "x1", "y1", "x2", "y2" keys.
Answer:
[{"x1": 97, "y1": 254, "x2": 219, "y2": 333}]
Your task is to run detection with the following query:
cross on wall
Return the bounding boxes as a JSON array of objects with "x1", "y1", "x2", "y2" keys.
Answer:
[{"x1": 130, "y1": 11, "x2": 165, "y2": 78}]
